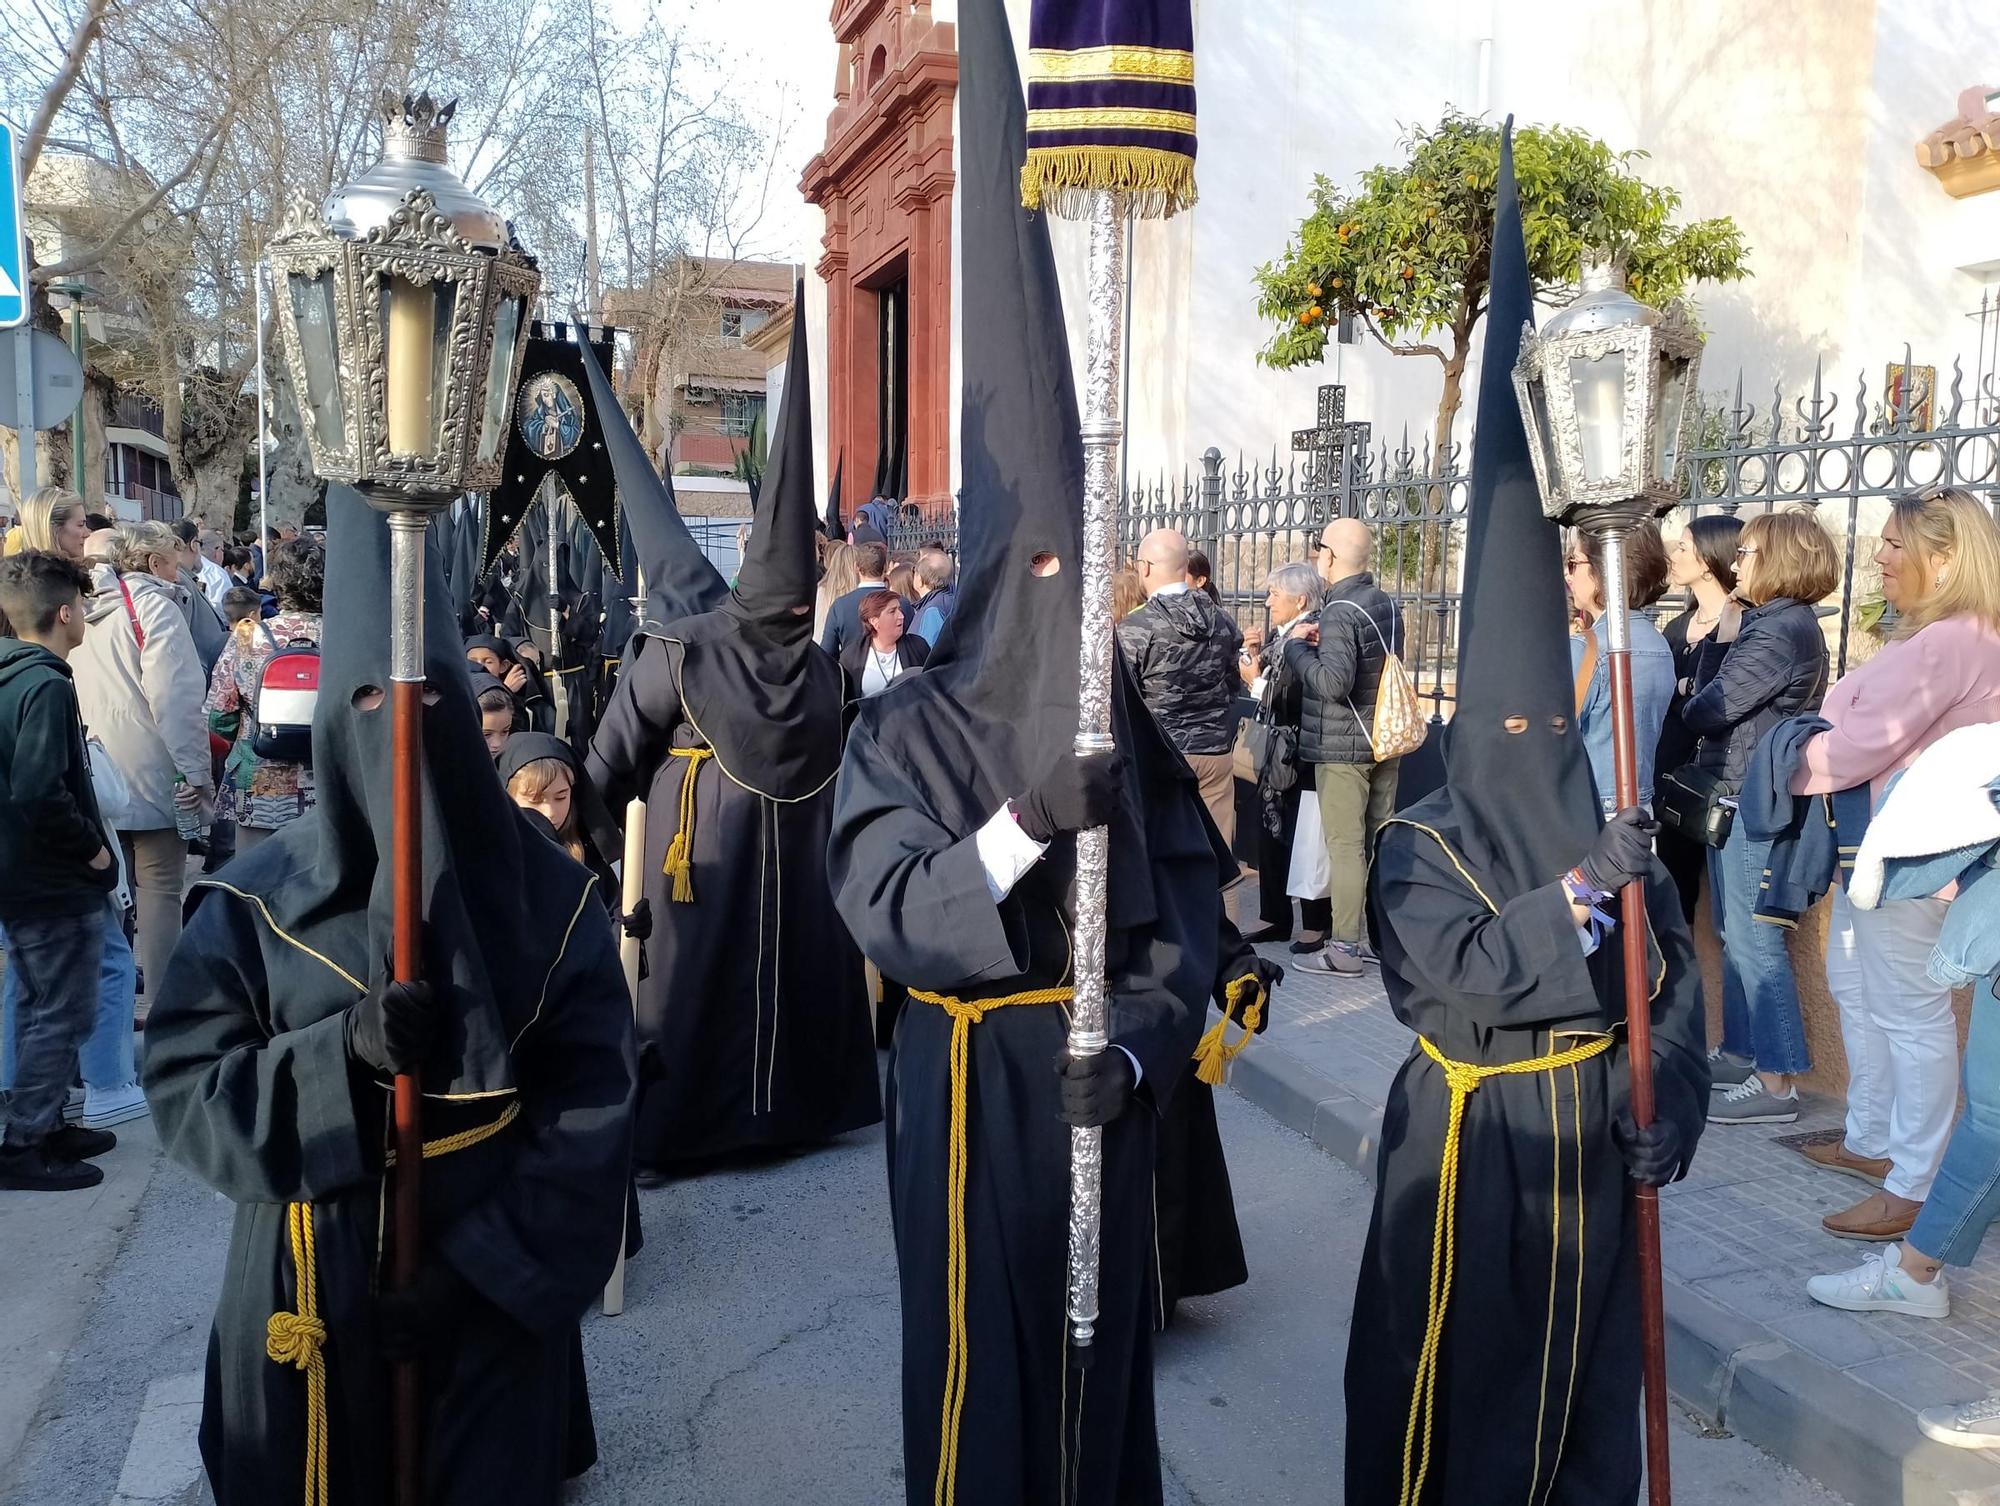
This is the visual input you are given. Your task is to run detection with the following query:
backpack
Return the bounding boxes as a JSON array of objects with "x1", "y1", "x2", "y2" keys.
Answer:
[
  {"x1": 250, "y1": 622, "x2": 319, "y2": 764},
  {"x1": 1330, "y1": 599, "x2": 1428, "y2": 761}
]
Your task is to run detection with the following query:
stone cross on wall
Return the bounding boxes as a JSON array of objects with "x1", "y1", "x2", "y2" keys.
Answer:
[{"x1": 1292, "y1": 384, "x2": 1370, "y2": 510}]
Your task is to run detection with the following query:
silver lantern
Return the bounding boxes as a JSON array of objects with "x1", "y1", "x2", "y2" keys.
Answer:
[
  {"x1": 1511, "y1": 251, "x2": 1704, "y2": 533},
  {"x1": 268, "y1": 91, "x2": 539, "y2": 512}
]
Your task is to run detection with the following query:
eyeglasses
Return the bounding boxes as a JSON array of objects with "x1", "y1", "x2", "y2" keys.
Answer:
[
  {"x1": 1563, "y1": 557, "x2": 1589, "y2": 573},
  {"x1": 1735, "y1": 546, "x2": 1759, "y2": 559}
]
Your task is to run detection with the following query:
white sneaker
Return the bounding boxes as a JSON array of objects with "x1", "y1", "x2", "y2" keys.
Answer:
[
  {"x1": 1918, "y1": 1391, "x2": 2000, "y2": 1450},
  {"x1": 1806, "y1": 1245, "x2": 1949, "y2": 1318},
  {"x1": 62, "y1": 1086, "x2": 86, "y2": 1125},
  {"x1": 81, "y1": 1083, "x2": 150, "y2": 1129}
]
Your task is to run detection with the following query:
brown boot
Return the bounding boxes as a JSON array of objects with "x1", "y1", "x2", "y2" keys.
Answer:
[
  {"x1": 1822, "y1": 1191, "x2": 1920, "y2": 1242},
  {"x1": 1800, "y1": 1139, "x2": 1892, "y2": 1185}
]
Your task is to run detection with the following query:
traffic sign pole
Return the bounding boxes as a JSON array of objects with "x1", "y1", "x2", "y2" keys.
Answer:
[{"x1": 4, "y1": 120, "x2": 35, "y2": 505}]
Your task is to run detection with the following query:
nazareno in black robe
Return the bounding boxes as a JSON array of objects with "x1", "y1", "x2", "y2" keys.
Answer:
[
  {"x1": 142, "y1": 487, "x2": 637, "y2": 1506},
  {"x1": 829, "y1": 7, "x2": 1257, "y2": 1497},
  {"x1": 1342, "y1": 128, "x2": 1708, "y2": 1506},
  {"x1": 585, "y1": 292, "x2": 880, "y2": 1166}
]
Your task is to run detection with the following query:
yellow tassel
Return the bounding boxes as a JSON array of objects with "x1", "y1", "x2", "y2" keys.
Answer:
[
  {"x1": 661, "y1": 747, "x2": 711, "y2": 904},
  {"x1": 1020, "y1": 145, "x2": 1198, "y2": 220},
  {"x1": 1192, "y1": 973, "x2": 1265, "y2": 1086}
]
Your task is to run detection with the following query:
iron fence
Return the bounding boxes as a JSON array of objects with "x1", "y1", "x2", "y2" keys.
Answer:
[{"x1": 872, "y1": 358, "x2": 2000, "y2": 721}]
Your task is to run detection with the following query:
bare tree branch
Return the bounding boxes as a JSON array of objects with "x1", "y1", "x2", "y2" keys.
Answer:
[
  {"x1": 32, "y1": 108, "x2": 234, "y2": 282},
  {"x1": 19, "y1": 0, "x2": 114, "y2": 182}
]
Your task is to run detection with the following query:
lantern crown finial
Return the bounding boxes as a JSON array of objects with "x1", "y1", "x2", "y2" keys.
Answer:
[
  {"x1": 381, "y1": 92, "x2": 456, "y2": 165},
  {"x1": 1543, "y1": 247, "x2": 1660, "y2": 339}
]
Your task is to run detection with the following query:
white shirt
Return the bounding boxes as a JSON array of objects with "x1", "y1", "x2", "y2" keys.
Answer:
[
  {"x1": 860, "y1": 644, "x2": 906, "y2": 697},
  {"x1": 199, "y1": 555, "x2": 233, "y2": 607},
  {"x1": 1152, "y1": 581, "x2": 1189, "y2": 597}
]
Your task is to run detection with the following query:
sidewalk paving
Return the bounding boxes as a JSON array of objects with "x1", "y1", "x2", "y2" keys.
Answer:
[{"x1": 1225, "y1": 920, "x2": 2000, "y2": 1506}]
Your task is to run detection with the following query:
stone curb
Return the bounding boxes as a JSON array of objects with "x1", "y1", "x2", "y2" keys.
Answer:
[{"x1": 1226, "y1": 1047, "x2": 2000, "y2": 1506}]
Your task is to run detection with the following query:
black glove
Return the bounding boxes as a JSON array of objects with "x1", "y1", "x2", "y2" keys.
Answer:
[
  {"x1": 1576, "y1": 808, "x2": 1659, "y2": 895},
  {"x1": 343, "y1": 975, "x2": 438, "y2": 1076},
  {"x1": 618, "y1": 897, "x2": 653, "y2": 943},
  {"x1": 1612, "y1": 1106, "x2": 1684, "y2": 1187},
  {"x1": 377, "y1": 1260, "x2": 482, "y2": 1363},
  {"x1": 1055, "y1": 1047, "x2": 1137, "y2": 1127},
  {"x1": 1241, "y1": 955, "x2": 1284, "y2": 1034},
  {"x1": 1012, "y1": 751, "x2": 1124, "y2": 844}
]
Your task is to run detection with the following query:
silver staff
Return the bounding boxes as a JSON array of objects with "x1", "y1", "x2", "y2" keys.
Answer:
[{"x1": 1065, "y1": 189, "x2": 1128, "y2": 1355}]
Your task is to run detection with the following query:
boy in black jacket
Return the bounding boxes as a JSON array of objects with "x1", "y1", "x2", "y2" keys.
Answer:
[{"x1": 0, "y1": 551, "x2": 120, "y2": 1190}]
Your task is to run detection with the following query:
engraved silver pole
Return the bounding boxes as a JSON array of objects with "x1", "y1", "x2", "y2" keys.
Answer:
[{"x1": 1065, "y1": 188, "x2": 1127, "y2": 1355}]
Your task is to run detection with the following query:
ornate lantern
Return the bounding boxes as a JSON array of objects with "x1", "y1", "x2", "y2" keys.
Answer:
[
  {"x1": 269, "y1": 91, "x2": 539, "y2": 511},
  {"x1": 1511, "y1": 252, "x2": 1704, "y2": 532}
]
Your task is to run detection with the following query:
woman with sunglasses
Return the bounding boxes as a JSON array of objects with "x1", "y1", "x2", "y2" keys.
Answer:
[
  {"x1": 1564, "y1": 520, "x2": 1675, "y2": 813},
  {"x1": 1679, "y1": 510, "x2": 1840, "y2": 1128}
]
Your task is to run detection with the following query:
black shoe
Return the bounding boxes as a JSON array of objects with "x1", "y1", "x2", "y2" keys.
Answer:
[
  {"x1": 1290, "y1": 934, "x2": 1327, "y2": 956},
  {"x1": 1239, "y1": 925, "x2": 1291, "y2": 945},
  {"x1": 46, "y1": 1125, "x2": 117, "y2": 1161},
  {"x1": 0, "y1": 1144, "x2": 106, "y2": 1191}
]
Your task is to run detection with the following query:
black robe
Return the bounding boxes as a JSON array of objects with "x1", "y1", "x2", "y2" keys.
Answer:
[
  {"x1": 1343, "y1": 818, "x2": 1708, "y2": 1506},
  {"x1": 587, "y1": 637, "x2": 880, "y2": 1164},
  {"x1": 1150, "y1": 1060, "x2": 1248, "y2": 1325},
  {"x1": 143, "y1": 852, "x2": 635, "y2": 1506},
  {"x1": 831, "y1": 701, "x2": 1247, "y2": 1506}
]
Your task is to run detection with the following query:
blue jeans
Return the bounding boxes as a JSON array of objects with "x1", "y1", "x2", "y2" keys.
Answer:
[
  {"x1": 1909, "y1": 980, "x2": 2000, "y2": 1266},
  {"x1": 0, "y1": 906, "x2": 106, "y2": 1147},
  {"x1": 1706, "y1": 824, "x2": 1812, "y2": 1075},
  {"x1": 1, "y1": 899, "x2": 138, "y2": 1096}
]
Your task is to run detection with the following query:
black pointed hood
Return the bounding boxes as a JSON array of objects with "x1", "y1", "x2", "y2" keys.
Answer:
[
  {"x1": 220, "y1": 486, "x2": 598, "y2": 1098},
  {"x1": 723, "y1": 282, "x2": 817, "y2": 642},
  {"x1": 651, "y1": 281, "x2": 845, "y2": 801},
  {"x1": 822, "y1": 453, "x2": 845, "y2": 541},
  {"x1": 576, "y1": 340, "x2": 726, "y2": 631},
  {"x1": 836, "y1": 0, "x2": 1185, "y2": 925},
  {"x1": 1419, "y1": 122, "x2": 1601, "y2": 900}
]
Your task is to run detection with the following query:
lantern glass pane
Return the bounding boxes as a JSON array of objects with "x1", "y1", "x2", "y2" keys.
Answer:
[
  {"x1": 380, "y1": 276, "x2": 457, "y2": 458},
  {"x1": 287, "y1": 271, "x2": 345, "y2": 453},
  {"x1": 1523, "y1": 373, "x2": 1563, "y2": 501},
  {"x1": 477, "y1": 296, "x2": 524, "y2": 462},
  {"x1": 1653, "y1": 354, "x2": 1691, "y2": 485},
  {"x1": 1569, "y1": 351, "x2": 1626, "y2": 484}
]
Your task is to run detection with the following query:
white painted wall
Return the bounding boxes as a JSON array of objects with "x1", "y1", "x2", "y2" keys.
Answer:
[{"x1": 794, "y1": 0, "x2": 2000, "y2": 500}]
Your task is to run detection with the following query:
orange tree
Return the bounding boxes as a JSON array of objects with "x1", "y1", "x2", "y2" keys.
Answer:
[{"x1": 1254, "y1": 111, "x2": 1750, "y2": 464}]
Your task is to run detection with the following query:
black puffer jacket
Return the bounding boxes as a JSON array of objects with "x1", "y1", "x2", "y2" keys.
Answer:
[
  {"x1": 1286, "y1": 572, "x2": 1401, "y2": 766},
  {"x1": 1679, "y1": 597, "x2": 1828, "y2": 792},
  {"x1": 1115, "y1": 587, "x2": 1243, "y2": 755}
]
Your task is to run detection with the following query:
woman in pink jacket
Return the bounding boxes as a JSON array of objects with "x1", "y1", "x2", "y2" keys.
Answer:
[{"x1": 1791, "y1": 487, "x2": 2000, "y2": 1242}]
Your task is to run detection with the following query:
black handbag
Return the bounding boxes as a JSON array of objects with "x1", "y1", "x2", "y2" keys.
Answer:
[{"x1": 1657, "y1": 765, "x2": 1734, "y2": 848}]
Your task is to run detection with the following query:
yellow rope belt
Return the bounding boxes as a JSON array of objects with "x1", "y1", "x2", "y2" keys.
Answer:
[
  {"x1": 661, "y1": 746, "x2": 712, "y2": 903},
  {"x1": 1192, "y1": 973, "x2": 1266, "y2": 1086},
  {"x1": 269, "y1": 1100, "x2": 522, "y2": 1506},
  {"x1": 907, "y1": 984, "x2": 1074, "y2": 1506},
  {"x1": 1398, "y1": 1033, "x2": 1614, "y2": 1506}
]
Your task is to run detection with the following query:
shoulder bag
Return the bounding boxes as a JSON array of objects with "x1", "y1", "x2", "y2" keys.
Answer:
[{"x1": 1330, "y1": 599, "x2": 1428, "y2": 761}]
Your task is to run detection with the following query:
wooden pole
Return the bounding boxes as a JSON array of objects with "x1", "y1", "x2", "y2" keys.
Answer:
[
  {"x1": 1598, "y1": 528, "x2": 1673, "y2": 1506},
  {"x1": 386, "y1": 510, "x2": 426, "y2": 1506},
  {"x1": 602, "y1": 795, "x2": 647, "y2": 1316}
]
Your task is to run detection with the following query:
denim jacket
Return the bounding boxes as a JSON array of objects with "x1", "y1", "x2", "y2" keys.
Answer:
[
  {"x1": 1875, "y1": 769, "x2": 2000, "y2": 987},
  {"x1": 1571, "y1": 613, "x2": 1676, "y2": 811}
]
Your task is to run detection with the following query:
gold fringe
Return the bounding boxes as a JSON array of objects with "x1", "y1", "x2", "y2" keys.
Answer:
[{"x1": 1020, "y1": 146, "x2": 1197, "y2": 221}]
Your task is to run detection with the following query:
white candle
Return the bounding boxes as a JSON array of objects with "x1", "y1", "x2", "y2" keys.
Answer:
[{"x1": 386, "y1": 278, "x2": 433, "y2": 456}]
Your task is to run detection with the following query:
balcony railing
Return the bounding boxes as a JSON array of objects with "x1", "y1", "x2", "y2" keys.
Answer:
[{"x1": 109, "y1": 395, "x2": 166, "y2": 438}]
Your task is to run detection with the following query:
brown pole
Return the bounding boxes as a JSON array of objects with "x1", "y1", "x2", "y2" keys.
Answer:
[
  {"x1": 1598, "y1": 527, "x2": 1673, "y2": 1505},
  {"x1": 386, "y1": 509, "x2": 426, "y2": 1506}
]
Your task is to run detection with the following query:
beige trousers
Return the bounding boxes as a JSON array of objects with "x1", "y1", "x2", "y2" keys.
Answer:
[
  {"x1": 121, "y1": 827, "x2": 186, "y2": 1003},
  {"x1": 1185, "y1": 750, "x2": 1238, "y2": 859}
]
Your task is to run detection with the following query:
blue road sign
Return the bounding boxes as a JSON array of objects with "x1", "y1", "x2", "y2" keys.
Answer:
[{"x1": 0, "y1": 122, "x2": 26, "y2": 329}]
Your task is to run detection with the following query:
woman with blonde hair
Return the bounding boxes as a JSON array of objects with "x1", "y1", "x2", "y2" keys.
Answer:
[
  {"x1": 19, "y1": 487, "x2": 93, "y2": 561},
  {"x1": 1789, "y1": 487, "x2": 2000, "y2": 1251},
  {"x1": 813, "y1": 539, "x2": 860, "y2": 642},
  {"x1": 70, "y1": 520, "x2": 213, "y2": 1008}
]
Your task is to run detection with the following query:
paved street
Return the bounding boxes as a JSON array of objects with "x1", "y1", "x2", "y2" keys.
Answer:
[{"x1": 2, "y1": 1076, "x2": 1849, "y2": 1505}]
